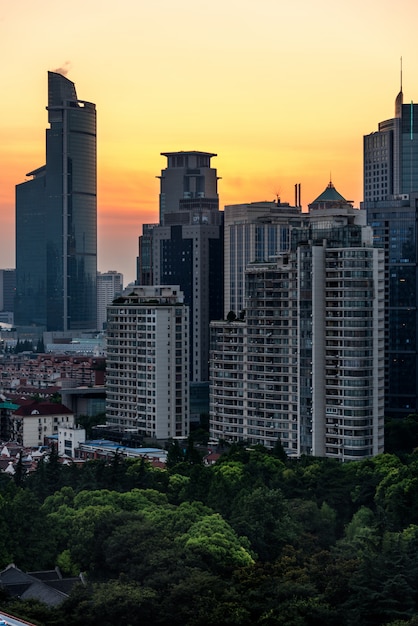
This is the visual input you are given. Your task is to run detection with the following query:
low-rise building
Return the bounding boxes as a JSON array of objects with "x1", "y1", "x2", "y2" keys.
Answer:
[
  {"x1": 11, "y1": 402, "x2": 75, "y2": 447},
  {"x1": 58, "y1": 424, "x2": 86, "y2": 457}
]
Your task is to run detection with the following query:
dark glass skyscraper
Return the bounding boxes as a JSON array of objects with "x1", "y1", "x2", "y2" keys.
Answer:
[
  {"x1": 152, "y1": 151, "x2": 224, "y2": 385},
  {"x1": 15, "y1": 71, "x2": 97, "y2": 331},
  {"x1": 363, "y1": 85, "x2": 418, "y2": 418}
]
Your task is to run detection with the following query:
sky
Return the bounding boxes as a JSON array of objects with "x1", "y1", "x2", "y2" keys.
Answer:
[{"x1": 1, "y1": 0, "x2": 418, "y2": 284}]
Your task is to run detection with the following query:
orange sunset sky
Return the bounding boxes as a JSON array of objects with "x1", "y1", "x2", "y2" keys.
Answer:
[{"x1": 1, "y1": 0, "x2": 418, "y2": 283}]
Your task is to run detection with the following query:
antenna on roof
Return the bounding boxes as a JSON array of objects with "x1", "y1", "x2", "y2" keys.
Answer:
[{"x1": 400, "y1": 56, "x2": 403, "y2": 92}]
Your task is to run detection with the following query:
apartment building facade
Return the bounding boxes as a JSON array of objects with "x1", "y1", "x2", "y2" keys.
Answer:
[{"x1": 106, "y1": 286, "x2": 189, "y2": 440}]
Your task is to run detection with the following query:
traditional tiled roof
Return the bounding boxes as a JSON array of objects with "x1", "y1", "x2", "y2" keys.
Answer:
[
  {"x1": 310, "y1": 180, "x2": 348, "y2": 205},
  {"x1": 13, "y1": 402, "x2": 73, "y2": 417},
  {"x1": 0, "y1": 564, "x2": 82, "y2": 607}
]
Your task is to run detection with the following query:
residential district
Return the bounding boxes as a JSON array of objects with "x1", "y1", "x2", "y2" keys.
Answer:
[
  {"x1": 0, "y1": 68, "x2": 415, "y2": 469},
  {"x1": 0, "y1": 69, "x2": 417, "y2": 625}
]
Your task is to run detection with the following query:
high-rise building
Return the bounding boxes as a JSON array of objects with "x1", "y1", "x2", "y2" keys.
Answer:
[
  {"x1": 224, "y1": 200, "x2": 301, "y2": 316},
  {"x1": 152, "y1": 151, "x2": 224, "y2": 385},
  {"x1": 363, "y1": 84, "x2": 418, "y2": 417},
  {"x1": 158, "y1": 150, "x2": 219, "y2": 223},
  {"x1": 106, "y1": 286, "x2": 189, "y2": 440},
  {"x1": 364, "y1": 84, "x2": 418, "y2": 202},
  {"x1": 15, "y1": 71, "x2": 97, "y2": 331},
  {"x1": 211, "y1": 184, "x2": 385, "y2": 460},
  {"x1": 137, "y1": 223, "x2": 158, "y2": 286},
  {"x1": 0, "y1": 270, "x2": 16, "y2": 313},
  {"x1": 97, "y1": 271, "x2": 123, "y2": 330}
]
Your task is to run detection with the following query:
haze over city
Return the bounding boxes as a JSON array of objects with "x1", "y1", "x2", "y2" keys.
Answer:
[{"x1": 1, "y1": 0, "x2": 417, "y2": 283}]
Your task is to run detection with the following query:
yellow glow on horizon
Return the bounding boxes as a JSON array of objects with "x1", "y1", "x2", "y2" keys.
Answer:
[{"x1": 1, "y1": 0, "x2": 418, "y2": 282}]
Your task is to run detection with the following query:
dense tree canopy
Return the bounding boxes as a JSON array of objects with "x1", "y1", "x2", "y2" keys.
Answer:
[{"x1": 2, "y1": 446, "x2": 418, "y2": 624}]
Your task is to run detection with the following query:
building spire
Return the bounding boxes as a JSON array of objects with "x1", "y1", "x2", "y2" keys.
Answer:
[
  {"x1": 395, "y1": 56, "x2": 403, "y2": 118},
  {"x1": 401, "y1": 56, "x2": 403, "y2": 91}
]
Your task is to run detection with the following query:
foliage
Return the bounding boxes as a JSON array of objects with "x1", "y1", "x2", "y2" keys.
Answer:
[
  {"x1": 165, "y1": 437, "x2": 203, "y2": 470},
  {"x1": 2, "y1": 449, "x2": 418, "y2": 623},
  {"x1": 13, "y1": 338, "x2": 33, "y2": 353},
  {"x1": 75, "y1": 412, "x2": 106, "y2": 438},
  {"x1": 385, "y1": 414, "x2": 418, "y2": 454}
]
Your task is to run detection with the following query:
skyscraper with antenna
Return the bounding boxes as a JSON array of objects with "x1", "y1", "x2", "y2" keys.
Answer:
[
  {"x1": 363, "y1": 61, "x2": 418, "y2": 418},
  {"x1": 364, "y1": 59, "x2": 418, "y2": 201}
]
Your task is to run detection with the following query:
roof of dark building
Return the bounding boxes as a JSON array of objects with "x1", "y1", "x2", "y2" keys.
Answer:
[{"x1": 0, "y1": 564, "x2": 83, "y2": 607}]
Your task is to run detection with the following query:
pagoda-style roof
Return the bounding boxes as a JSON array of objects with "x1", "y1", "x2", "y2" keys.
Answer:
[
  {"x1": 312, "y1": 181, "x2": 347, "y2": 204},
  {"x1": 309, "y1": 181, "x2": 353, "y2": 210}
]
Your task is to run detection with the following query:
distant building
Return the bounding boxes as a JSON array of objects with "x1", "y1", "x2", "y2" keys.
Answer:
[
  {"x1": 363, "y1": 83, "x2": 418, "y2": 202},
  {"x1": 0, "y1": 269, "x2": 15, "y2": 314},
  {"x1": 152, "y1": 151, "x2": 224, "y2": 385},
  {"x1": 0, "y1": 353, "x2": 105, "y2": 394},
  {"x1": 0, "y1": 564, "x2": 83, "y2": 608},
  {"x1": 210, "y1": 183, "x2": 385, "y2": 460},
  {"x1": 224, "y1": 200, "x2": 301, "y2": 316},
  {"x1": 137, "y1": 223, "x2": 158, "y2": 286},
  {"x1": 158, "y1": 150, "x2": 219, "y2": 223},
  {"x1": 97, "y1": 271, "x2": 123, "y2": 330},
  {"x1": 363, "y1": 83, "x2": 418, "y2": 417},
  {"x1": 58, "y1": 424, "x2": 86, "y2": 457},
  {"x1": 0, "y1": 399, "x2": 19, "y2": 441},
  {"x1": 60, "y1": 385, "x2": 106, "y2": 419},
  {"x1": 106, "y1": 286, "x2": 189, "y2": 440},
  {"x1": 11, "y1": 401, "x2": 75, "y2": 447},
  {"x1": 15, "y1": 71, "x2": 97, "y2": 331},
  {"x1": 76, "y1": 439, "x2": 168, "y2": 466}
]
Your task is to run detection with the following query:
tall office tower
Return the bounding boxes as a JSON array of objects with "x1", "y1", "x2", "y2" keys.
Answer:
[
  {"x1": 137, "y1": 223, "x2": 158, "y2": 285},
  {"x1": 15, "y1": 71, "x2": 97, "y2": 331},
  {"x1": 106, "y1": 286, "x2": 189, "y2": 439},
  {"x1": 363, "y1": 84, "x2": 418, "y2": 417},
  {"x1": 210, "y1": 184, "x2": 385, "y2": 460},
  {"x1": 158, "y1": 150, "x2": 219, "y2": 223},
  {"x1": 0, "y1": 270, "x2": 16, "y2": 313},
  {"x1": 224, "y1": 200, "x2": 301, "y2": 315},
  {"x1": 364, "y1": 84, "x2": 418, "y2": 202},
  {"x1": 153, "y1": 151, "x2": 223, "y2": 385},
  {"x1": 96, "y1": 271, "x2": 123, "y2": 330}
]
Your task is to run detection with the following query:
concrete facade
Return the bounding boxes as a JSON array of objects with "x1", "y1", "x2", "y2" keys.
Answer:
[
  {"x1": 210, "y1": 185, "x2": 385, "y2": 460},
  {"x1": 106, "y1": 286, "x2": 189, "y2": 439}
]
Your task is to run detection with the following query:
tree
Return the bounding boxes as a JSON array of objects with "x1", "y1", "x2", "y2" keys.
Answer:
[
  {"x1": 271, "y1": 437, "x2": 288, "y2": 463},
  {"x1": 62, "y1": 580, "x2": 156, "y2": 626},
  {"x1": 385, "y1": 414, "x2": 418, "y2": 454},
  {"x1": 0, "y1": 494, "x2": 13, "y2": 568},
  {"x1": 36, "y1": 337, "x2": 45, "y2": 353},
  {"x1": 229, "y1": 486, "x2": 298, "y2": 561},
  {"x1": 49, "y1": 391, "x2": 62, "y2": 404},
  {"x1": 13, "y1": 452, "x2": 25, "y2": 488},
  {"x1": 166, "y1": 439, "x2": 185, "y2": 469},
  {"x1": 4, "y1": 488, "x2": 56, "y2": 569},
  {"x1": 76, "y1": 412, "x2": 106, "y2": 439},
  {"x1": 207, "y1": 461, "x2": 246, "y2": 516},
  {"x1": 341, "y1": 533, "x2": 418, "y2": 626},
  {"x1": 179, "y1": 513, "x2": 254, "y2": 573}
]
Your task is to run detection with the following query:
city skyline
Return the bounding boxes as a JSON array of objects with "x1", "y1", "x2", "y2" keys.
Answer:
[{"x1": 1, "y1": 0, "x2": 417, "y2": 282}]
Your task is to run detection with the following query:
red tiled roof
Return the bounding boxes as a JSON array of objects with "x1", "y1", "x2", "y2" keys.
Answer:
[{"x1": 13, "y1": 402, "x2": 73, "y2": 416}]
